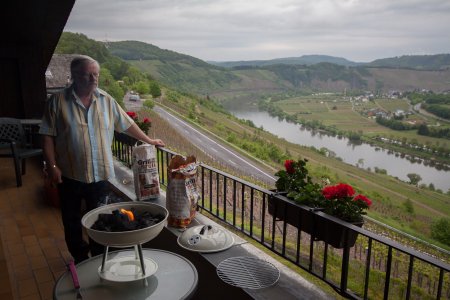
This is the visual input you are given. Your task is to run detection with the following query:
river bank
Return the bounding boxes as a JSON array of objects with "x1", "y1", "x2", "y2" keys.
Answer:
[{"x1": 232, "y1": 109, "x2": 450, "y2": 192}]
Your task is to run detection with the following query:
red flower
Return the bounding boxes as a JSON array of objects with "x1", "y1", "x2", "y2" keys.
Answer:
[
  {"x1": 322, "y1": 185, "x2": 337, "y2": 200},
  {"x1": 284, "y1": 159, "x2": 295, "y2": 174},
  {"x1": 126, "y1": 111, "x2": 137, "y2": 119},
  {"x1": 354, "y1": 194, "x2": 372, "y2": 207},
  {"x1": 143, "y1": 117, "x2": 151, "y2": 123},
  {"x1": 335, "y1": 183, "x2": 355, "y2": 198},
  {"x1": 322, "y1": 183, "x2": 355, "y2": 199}
]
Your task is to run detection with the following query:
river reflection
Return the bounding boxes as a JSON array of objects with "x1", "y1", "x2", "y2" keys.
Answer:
[{"x1": 231, "y1": 110, "x2": 450, "y2": 192}]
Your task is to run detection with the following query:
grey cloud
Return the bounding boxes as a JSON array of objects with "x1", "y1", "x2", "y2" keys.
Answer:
[{"x1": 65, "y1": 0, "x2": 450, "y2": 62}]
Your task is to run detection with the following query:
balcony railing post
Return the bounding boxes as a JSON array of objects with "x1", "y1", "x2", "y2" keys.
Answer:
[
  {"x1": 436, "y1": 268, "x2": 444, "y2": 300},
  {"x1": 223, "y1": 177, "x2": 227, "y2": 222},
  {"x1": 250, "y1": 188, "x2": 254, "y2": 237},
  {"x1": 216, "y1": 173, "x2": 220, "y2": 216},
  {"x1": 209, "y1": 170, "x2": 212, "y2": 211},
  {"x1": 232, "y1": 180, "x2": 237, "y2": 227},
  {"x1": 201, "y1": 166, "x2": 205, "y2": 208},
  {"x1": 261, "y1": 193, "x2": 266, "y2": 244},
  {"x1": 405, "y1": 256, "x2": 414, "y2": 299},
  {"x1": 296, "y1": 210, "x2": 301, "y2": 265},
  {"x1": 340, "y1": 228, "x2": 350, "y2": 293},
  {"x1": 241, "y1": 185, "x2": 245, "y2": 231},
  {"x1": 383, "y1": 247, "x2": 393, "y2": 300},
  {"x1": 364, "y1": 238, "x2": 373, "y2": 299}
]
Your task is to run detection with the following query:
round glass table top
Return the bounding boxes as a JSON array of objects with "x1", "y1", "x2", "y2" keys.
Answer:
[{"x1": 54, "y1": 249, "x2": 198, "y2": 300}]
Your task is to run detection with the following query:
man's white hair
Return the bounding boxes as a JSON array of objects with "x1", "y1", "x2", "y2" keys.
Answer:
[{"x1": 70, "y1": 55, "x2": 100, "y2": 78}]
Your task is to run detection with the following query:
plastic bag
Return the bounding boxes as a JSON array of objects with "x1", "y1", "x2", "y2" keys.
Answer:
[
  {"x1": 132, "y1": 144, "x2": 160, "y2": 201},
  {"x1": 166, "y1": 155, "x2": 200, "y2": 227}
]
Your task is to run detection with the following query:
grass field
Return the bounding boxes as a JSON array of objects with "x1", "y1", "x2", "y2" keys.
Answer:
[{"x1": 275, "y1": 95, "x2": 450, "y2": 151}]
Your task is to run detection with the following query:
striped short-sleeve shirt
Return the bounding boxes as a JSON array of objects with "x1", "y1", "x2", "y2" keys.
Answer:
[{"x1": 39, "y1": 85, "x2": 134, "y2": 183}]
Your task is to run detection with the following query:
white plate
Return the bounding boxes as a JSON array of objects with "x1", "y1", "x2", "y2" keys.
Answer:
[
  {"x1": 177, "y1": 225, "x2": 234, "y2": 253},
  {"x1": 98, "y1": 255, "x2": 158, "y2": 282}
]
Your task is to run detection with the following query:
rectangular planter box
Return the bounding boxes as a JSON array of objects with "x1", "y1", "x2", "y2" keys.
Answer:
[
  {"x1": 315, "y1": 212, "x2": 363, "y2": 249},
  {"x1": 268, "y1": 192, "x2": 362, "y2": 249},
  {"x1": 267, "y1": 193, "x2": 317, "y2": 236}
]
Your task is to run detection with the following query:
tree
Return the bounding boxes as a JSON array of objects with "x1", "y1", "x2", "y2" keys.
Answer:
[
  {"x1": 143, "y1": 99, "x2": 155, "y2": 110},
  {"x1": 149, "y1": 81, "x2": 162, "y2": 98},
  {"x1": 417, "y1": 124, "x2": 430, "y2": 136},
  {"x1": 407, "y1": 173, "x2": 422, "y2": 186},
  {"x1": 431, "y1": 218, "x2": 450, "y2": 246},
  {"x1": 133, "y1": 81, "x2": 150, "y2": 95},
  {"x1": 124, "y1": 66, "x2": 145, "y2": 85},
  {"x1": 357, "y1": 158, "x2": 364, "y2": 168},
  {"x1": 98, "y1": 67, "x2": 125, "y2": 107}
]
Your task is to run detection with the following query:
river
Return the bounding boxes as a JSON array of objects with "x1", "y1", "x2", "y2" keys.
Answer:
[{"x1": 231, "y1": 110, "x2": 450, "y2": 192}]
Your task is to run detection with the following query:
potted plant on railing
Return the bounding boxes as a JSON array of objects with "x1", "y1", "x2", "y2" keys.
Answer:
[
  {"x1": 114, "y1": 111, "x2": 152, "y2": 146},
  {"x1": 269, "y1": 158, "x2": 325, "y2": 234},
  {"x1": 270, "y1": 159, "x2": 373, "y2": 248},
  {"x1": 316, "y1": 183, "x2": 372, "y2": 248}
]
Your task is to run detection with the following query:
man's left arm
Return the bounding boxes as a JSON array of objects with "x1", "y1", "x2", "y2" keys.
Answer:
[{"x1": 125, "y1": 123, "x2": 165, "y2": 147}]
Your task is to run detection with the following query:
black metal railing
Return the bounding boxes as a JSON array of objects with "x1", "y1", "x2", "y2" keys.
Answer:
[{"x1": 112, "y1": 139, "x2": 450, "y2": 299}]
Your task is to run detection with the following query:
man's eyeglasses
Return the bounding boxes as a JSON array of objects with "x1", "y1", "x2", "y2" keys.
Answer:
[{"x1": 76, "y1": 72, "x2": 99, "y2": 78}]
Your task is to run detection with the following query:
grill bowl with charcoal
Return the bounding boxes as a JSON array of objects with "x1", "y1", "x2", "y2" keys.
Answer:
[{"x1": 82, "y1": 202, "x2": 168, "y2": 247}]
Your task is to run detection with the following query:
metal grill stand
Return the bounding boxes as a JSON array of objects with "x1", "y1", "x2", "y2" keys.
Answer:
[{"x1": 99, "y1": 243, "x2": 148, "y2": 285}]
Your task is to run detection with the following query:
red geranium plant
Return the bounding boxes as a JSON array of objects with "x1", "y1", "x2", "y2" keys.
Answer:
[
  {"x1": 127, "y1": 111, "x2": 151, "y2": 134},
  {"x1": 321, "y1": 183, "x2": 372, "y2": 223},
  {"x1": 274, "y1": 158, "x2": 324, "y2": 207}
]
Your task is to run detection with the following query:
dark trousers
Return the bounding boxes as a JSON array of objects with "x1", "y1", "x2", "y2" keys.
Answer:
[{"x1": 58, "y1": 177, "x2": 110, "y2": 263}]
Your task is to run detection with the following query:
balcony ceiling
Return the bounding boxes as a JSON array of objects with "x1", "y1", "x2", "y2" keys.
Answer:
[
  {"x1": 2, "y1": 1, "x2": 75, "y2": 63},
  {"x1": 0, "y1": 1, "x2": 75, "y2": 118}
]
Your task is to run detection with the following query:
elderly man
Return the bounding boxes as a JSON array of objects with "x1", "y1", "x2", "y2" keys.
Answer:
[{"x1": 39, "y1": 55, "x2": 164, "y2": 264}]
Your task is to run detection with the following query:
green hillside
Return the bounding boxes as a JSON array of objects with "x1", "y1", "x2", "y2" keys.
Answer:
[
  {"x1": 367, "y1": 54, "x2": 450, "y2": 70},
  {"x1": 209, "y1": 54, "x2": 360, "y2": 68},
  {"x1": 108, "y1": 40, "x2": 239, "y2": 94},
  {"x1": 105, "y1": 40, "x2": 450, "y2": 104}
]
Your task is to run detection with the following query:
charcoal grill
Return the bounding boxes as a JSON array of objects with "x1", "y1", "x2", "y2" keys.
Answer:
[{"x1": 81, "y1": 202, "x2": 168, "y2": 283}]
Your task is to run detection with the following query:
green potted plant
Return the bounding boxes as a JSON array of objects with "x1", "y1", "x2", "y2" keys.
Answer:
[
  {"x1": 114, "y1": 111, "x2": 152, "y2": 146},
  {"x1": 321, "y1": 183, "x2": 372, "y2": 223},
  {"x1": 269, "y1": 158, "x2": 325, "y2": 233},
  {"x1": 270, "y1": 159, "x2": 373, "y2": 248},
  {"x1": 315, "y1": 183, "x2": 372, "y2": 248},
  {"x1": 127, "y1": 111, "x2": 151, "y2": 135}
]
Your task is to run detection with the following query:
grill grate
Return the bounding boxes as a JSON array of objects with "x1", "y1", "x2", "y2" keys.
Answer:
[{"x1": 216, "y1": 256, "x2": 280, "y2": 289}]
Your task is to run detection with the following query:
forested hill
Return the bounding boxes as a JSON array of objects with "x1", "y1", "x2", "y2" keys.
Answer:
[
  {"x1": 366, "y1": 54, "x2": 450, "y2": 70},
  {"x1": 108, "y1": 41, "x2": 370, "y2": 95},
  {"x1": 107, "y1": 40, "x2": 239, "y2": 93},
  {"x1": 105, "y1": 40, "x2": 372, "y2": 94},
  {"x1": 108, "y1": 40, "x2": 220, "y2": 70},
  {"x1": 209, "y1": 55, "x2": 360, "y2": 68},
  {"x1": 212, "y1": 54, "x2": 450, "y2": 70}
]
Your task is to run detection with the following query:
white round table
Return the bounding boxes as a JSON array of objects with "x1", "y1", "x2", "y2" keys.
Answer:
[{"x1": 54, "y1": 249, "x2": 198, "y2": 300}]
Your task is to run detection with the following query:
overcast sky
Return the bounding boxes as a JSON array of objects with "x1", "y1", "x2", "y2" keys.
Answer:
[{"x1": 64, "y1": 0, "x2": 450, "y2": 63}]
